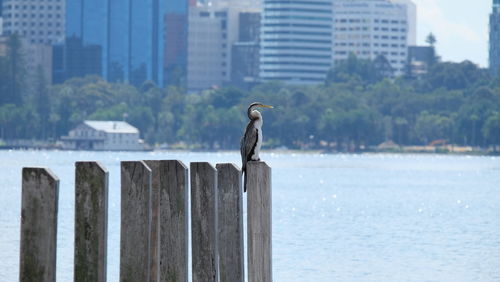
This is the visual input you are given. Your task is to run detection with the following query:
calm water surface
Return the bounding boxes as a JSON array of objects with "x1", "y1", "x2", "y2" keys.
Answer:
[{"x1": 0, "y1": 151, "x2": 499, "y2": 281}]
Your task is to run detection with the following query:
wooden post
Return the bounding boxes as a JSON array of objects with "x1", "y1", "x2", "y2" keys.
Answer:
[
  {"x1": 143, "y1": 160, "x2": 160, "y2": 282},
  {"x1": 247, "y1": 161, "x2": 272, "y2": 282},
  {"x1": 20, "y1": 168, "x2": 59, "y2": 282},
  {"x1": 145, "y1": 160, "x2": 189, "y2": 282},
  {"x1": 120, "y1": 161, "x2": 152, "y2": 282},
  {"x1": 190, "y1": 162, "x2": 219, "y2": 282},
  {"x1": 216, "y1": 163, "x2": 244, "y2": 282},
  {"x1": 74, "y1": 162, "x2": 108, "y2": 282}
]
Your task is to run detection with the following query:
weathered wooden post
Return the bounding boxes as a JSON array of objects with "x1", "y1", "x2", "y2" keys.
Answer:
[
  {"x1": 144, "y1": 160, "x2": 189, "y2": 282},
  {"x1": 247, "y1": 161, "x2": 272, "y2": 282},
  {"x1": 143, "y1": 160, "x2": 161, "y2": 282},
  {"x1": 20, "y1": 168, "x2": 59, "y2": 282},
  {"x1": 190, "y1": 162, "x2": 219, "y2": 282},
  {"x1": 120, "y1": 161, "x2": 152, "y2": 282},
  {"x1": 74, "y1": 162, "x2": 108, "y2": 282},
  {"x1": 216, "y1": 163, "x2": 244, "y2": 282}
]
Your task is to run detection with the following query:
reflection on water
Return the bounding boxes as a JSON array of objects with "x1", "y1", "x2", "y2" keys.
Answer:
[{"x1": 1, "y1": 151, "x2": 499, "y2": 281}]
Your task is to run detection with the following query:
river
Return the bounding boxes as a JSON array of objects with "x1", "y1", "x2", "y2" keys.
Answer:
[{"x1": 0, "y1": 151, "x2": 499, "y2": 281}]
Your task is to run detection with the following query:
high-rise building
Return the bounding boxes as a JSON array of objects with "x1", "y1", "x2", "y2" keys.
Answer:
[
  {"x1": 231, "y1": 12, "x2": 261, "y2": 88},
  {"x1": 1, "y1": 0, "x2": 65, "y2": 45},
  {"x1": 187, "y1": 1, "x2": 259, "y2": 91},
  {"x1": 63, "y1": 0, "x2": 187, "y2": 87},
  {"x1": 188, "y1": 5, "x2": 231, "y2": 91},
  {"x1": 164, "y1": 2, "x2": 189, "y2": 87},
  {"x1": 0, "y1": 35, "x2": 53, "y2": 88},
  {"x1": 332, "y1": 0, "x2": 416, "y2": 77},
  {"x1": 259, "y1": 0, "x2": 333, "y2": 84},
  {"x1": 490, "y1": 0, "x2": 500, "y2": 75},
  {"x1": 406, "y1": 45, "x2": 435, "y2": 78}
]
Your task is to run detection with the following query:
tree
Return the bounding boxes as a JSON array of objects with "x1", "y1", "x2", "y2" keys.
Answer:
[
  {"x1": 482, "y1": 112, "x2": 500, "y2": 151},
  {"x1": 426, "y1": 33, "x2": 436, "y2": 47},
  {"x1": 35, "y1": 66, "x2": 50, "y2": 139}
]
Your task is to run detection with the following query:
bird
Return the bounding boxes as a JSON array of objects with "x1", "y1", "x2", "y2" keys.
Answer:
[{"x1": 240, "y1": 102, "x2": 273, "y2": 192}]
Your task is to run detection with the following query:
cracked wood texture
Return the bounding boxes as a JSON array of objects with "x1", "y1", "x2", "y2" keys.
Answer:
[
  {"x1": 190, "y1": 162, "x2": 219, "y2": 282},
  {"x1": 20, "y1": 168, "x2": 59, "y2": 282},
  {"x1": 247, "y1": 161, "x2": 272, "y2": 282},
  {"x1": 144, "y1": 160, "x2": 188, "y2": 282},
  {"x1": 120, "y1": 161, "x2": 152, "y2": 282},
  {"x1": 216, "y1": 163, "x2": 244, "y2": 282},
  {"x1": 74, "y1": 162, "x2": 108, "y2": 282}
]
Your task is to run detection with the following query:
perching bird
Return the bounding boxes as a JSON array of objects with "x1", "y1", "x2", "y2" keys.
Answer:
[{"x1": 240, "y1": 102, "x2": 273, "y2": 192}]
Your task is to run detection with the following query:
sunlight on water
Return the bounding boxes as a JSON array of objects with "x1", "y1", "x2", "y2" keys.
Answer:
[{"x1": 0, "y1": 151, "x2": 499, "y2": 281}]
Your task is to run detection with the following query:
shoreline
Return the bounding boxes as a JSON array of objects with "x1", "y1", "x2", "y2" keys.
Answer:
[{"x1": 0, "y1": 147, "x2": 497, "y2": 156}]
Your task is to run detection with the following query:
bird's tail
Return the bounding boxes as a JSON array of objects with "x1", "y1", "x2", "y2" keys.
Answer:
[{"x1": 243, "y1": 170, "x2": 247, "y2": 193}]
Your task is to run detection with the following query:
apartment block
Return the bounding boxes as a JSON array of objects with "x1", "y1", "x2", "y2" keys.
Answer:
[
  {"x1": 260, "y1": 0, "x2": 333, "y2": 84},
  {"x1": 1, "y1": 0, "x2": 65, "y2": 45},
  {"x1": 332, "y1": 0, "x2": 416, "y2": 76},
  {"x1": 187, "y1": 1, "x2": 259, "y2": 91}
]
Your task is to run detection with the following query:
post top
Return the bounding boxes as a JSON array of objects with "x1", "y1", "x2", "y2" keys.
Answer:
[
  {"x1": 121, "y1": 161, "x2": 152, "y2": 172},
  {"x1": 190, "y1": 162, "x2": 217, "y2": 171},
  {"x1": 75, "y1": 161, "x2": 108, "y2": 173},
  {"x1": 216, "y1": 163, "x2": 241, "y2": 171},
  {"x1": 247, "y1": 161, "x2": 271, "y2": 170},
  {"x1": 22, "y1": 167, "x2": 59, "y2": 182}
]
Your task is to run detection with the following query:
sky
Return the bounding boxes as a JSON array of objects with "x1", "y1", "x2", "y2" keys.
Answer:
[{"x1": 412, "y1": 0, "x2": 491, "y2": 67}]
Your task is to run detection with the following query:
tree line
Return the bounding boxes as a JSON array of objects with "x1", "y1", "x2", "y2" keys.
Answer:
[{"x1": 1, "y1": 35, "x2": 500, "y2": 151}]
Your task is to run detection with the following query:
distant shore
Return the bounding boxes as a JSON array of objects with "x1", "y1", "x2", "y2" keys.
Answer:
[{"x1": 1, "y1": 144, "x2": 497, "y2": 156}]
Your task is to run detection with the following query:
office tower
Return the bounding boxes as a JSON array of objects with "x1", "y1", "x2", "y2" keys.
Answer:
[
  {"x1": 0, "y1": 35, "x2": 53, "y2": 88},
  {"x1": 187, "y1": 1, "x2": 258, "y2": 91},
  {"x1": 259, "y1": 0, "x2": 333, "y2": 84},
  {"x1": 231, "y1": 12, "x2": 261, "y2": 88},
  {"x1": 64, "y1": 0, "x2": 187, "y2": 87},
  {"x1": 490, "y1": 0, "x2": 500, "y2": 75},
  {"x1": 332, "y1": 0, "x2": 416, "y2": 77},
  {"x1": 188, "y1": 5, "x2": 231, "y2": 91},
  {"x1": 164, "y1": 2, "x2": 189, "y2": 87},
  {"x1": 406, "y1": 46, "x2": 435, "y2": 78},
  {"x1": 1, "y1": 0, "x2": 65, "y2": 45}
]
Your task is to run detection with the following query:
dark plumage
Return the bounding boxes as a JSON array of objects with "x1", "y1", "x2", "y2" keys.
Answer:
[{"x1": 241, "y1": 102, "x2": 273, "y2": 192}]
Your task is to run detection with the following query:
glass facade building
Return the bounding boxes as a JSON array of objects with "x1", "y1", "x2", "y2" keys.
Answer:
[
  {"x1": 260, "y1": 0, "x2": 333, "y2": 84},
  {"x1": 65, "y1": 0, "x2": 187, "y2": 87},
  {"x1": 164, "y1": 1, "x2": 189, "y2": 86}
]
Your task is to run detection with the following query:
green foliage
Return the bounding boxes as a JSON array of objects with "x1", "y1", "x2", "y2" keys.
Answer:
[{"x1": 1, "y1": 50, "x2": 500, "y2": 151}]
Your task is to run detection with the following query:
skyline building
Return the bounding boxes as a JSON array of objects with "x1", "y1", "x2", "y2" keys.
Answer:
[
  {"x1": 332, "y1": 0, "x2": 416, "y2": 77},
  {"x1": 406, "y1": 45, "x2": 435, "y2": 78},
  {"x1": 490, "y1": 0, "x2": 500, "y2": 75},
  {"x1": 66, "y1": 0, "x2": 164, "y2": 86},
  {"x1": 259, "y1": 0, "x2": 333, "y2": 84},
  {"x1": 187, "y1": 5, "x2": 232, "y2": 91},
  {"x1": 231, "y1": 12, "x2": 261, "y2": 88},
  {"x1": 187, "y1": 1, "x2": 259, "y2": 91},
  {"x1": 63, "y1": 0, "x2": 188, "y2": 87},
  {"x1": 1, "y1": 0, "x2": 65, "y2": 45},
  {"x1": 164, "y1": 2, "x2": 190, "y2": 86}
]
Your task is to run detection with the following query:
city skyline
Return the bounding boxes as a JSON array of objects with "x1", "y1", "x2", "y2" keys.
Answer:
[{"x1": 0, "y1": 0, "x2": 494, "y2": 85}]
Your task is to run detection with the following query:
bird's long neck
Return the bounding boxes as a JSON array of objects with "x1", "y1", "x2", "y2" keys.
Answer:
[{"x1": 248, "y1": 109, "x2": 262, "y2": 122}]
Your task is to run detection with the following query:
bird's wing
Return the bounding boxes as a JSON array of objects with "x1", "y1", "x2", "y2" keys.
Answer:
[{"x1": 241, "y1": 120, "x2": 258, "y2": 171}]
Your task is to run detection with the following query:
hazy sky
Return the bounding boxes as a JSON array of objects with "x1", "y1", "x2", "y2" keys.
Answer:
[{"x1": 413, "y1": 0, "x2": 491, "y2": 67}]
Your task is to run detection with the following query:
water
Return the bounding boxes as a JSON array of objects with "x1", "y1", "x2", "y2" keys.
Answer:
[{"x1": 1, "y1": 151, "x2": 499, "y2": 281}]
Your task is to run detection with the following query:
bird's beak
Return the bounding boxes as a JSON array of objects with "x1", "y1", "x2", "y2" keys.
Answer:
[{"x1": 259, "y1": 104, "x2": 274, "y2": 109}]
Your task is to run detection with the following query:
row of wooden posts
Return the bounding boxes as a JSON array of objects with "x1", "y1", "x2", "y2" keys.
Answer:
[{"x1": 20, "y1": 160, "x2": 272, "y2": 282}]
